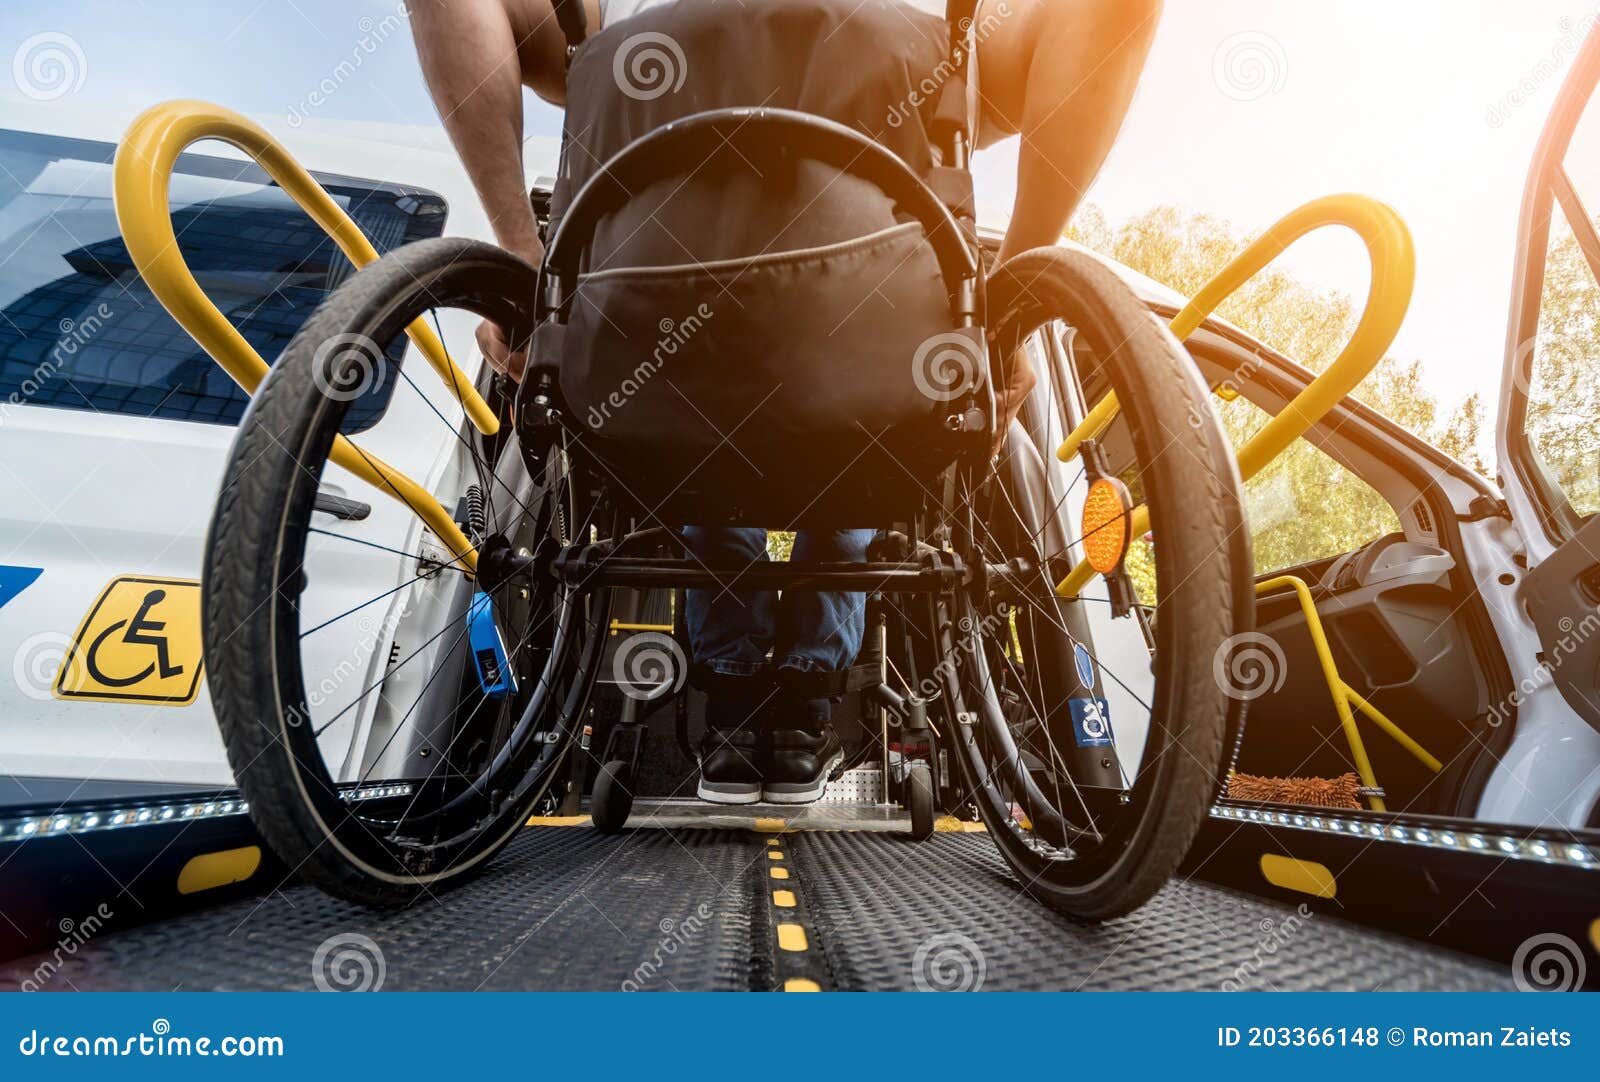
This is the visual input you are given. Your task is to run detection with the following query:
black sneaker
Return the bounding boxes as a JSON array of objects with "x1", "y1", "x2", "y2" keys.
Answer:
[
  {"x1": 697, "y1": 726, "x2": 762, "y2": 804},
  {"x1": 763, "y1": 703, "x2": 845, "y2": 804}
]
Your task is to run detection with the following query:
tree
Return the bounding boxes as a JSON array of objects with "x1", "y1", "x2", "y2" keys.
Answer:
[{"x1": 1524, "y1": 222, "x2": 1600, "y2": 514}]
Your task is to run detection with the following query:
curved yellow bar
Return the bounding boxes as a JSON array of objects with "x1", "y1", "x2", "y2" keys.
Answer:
[
  {"x1": 114, "y1": 100, "x2": 485, "y2": 573},
  {"x1": 1253, "y1": 575, "x2": 1441, "y2": 812},
  {"x1": 1055, "y1": 194, "x2": 1415, "y2": 600}
]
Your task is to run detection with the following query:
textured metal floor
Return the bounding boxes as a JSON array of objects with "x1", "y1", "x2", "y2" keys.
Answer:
[
  {"x1": 795, "y1": 831, "x2": 1510, "y2": 990},
  {"x1": 0, "y1": 823, "x2": 1509, "y2": 991}
]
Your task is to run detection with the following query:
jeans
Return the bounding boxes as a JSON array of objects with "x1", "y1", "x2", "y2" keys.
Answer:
[{"x1": 683, "y1": 528, "x2": 874, "y2": 680}]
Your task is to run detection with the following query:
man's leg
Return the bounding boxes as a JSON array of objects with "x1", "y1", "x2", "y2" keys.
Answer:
[
  {"x1": 763, "y1": 528, "x2": 873, "y2": 804},
  {"x1": 778, "y1": 529, "x2": 874, "y2": 674},
  {"x1": 682, "y1": 526, "x2": 776, "y2": 803}
]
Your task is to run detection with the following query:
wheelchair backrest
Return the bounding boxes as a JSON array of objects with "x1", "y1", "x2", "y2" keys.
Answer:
[{"x1": 545, "y1": 0, "x2": 983, "y2": 526}]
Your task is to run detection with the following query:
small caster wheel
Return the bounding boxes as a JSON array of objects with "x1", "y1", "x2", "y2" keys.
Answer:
[
  {"x1": 591, "y1": 760, "x2": 635, "y2": 833},
  {"x1": 907, "y1": 761, "x2": 935, "y2": 840}
]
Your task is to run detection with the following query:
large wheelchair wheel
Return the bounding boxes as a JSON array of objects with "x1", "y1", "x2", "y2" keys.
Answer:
[
  {"x1": 942, "y1": 247, "x2": 1252, "y2": 920},
  {"x1": 203, "y1": 238, "x2": 610, "y2": 907}
]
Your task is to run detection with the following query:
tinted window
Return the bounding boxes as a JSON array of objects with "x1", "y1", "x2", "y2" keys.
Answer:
[{"x1": 0, "y1": 128, "x2": 447, "y2": 430}]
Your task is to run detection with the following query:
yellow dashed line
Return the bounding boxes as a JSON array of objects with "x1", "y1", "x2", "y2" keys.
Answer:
[
  {"x1": 772, "y1": 890, "x2": 797, "y2": 908},
  {"x1": 770, "y1": 866, "x2": 789, "y2": 880},
  {"x1": 777, "y1": 924, "x2": 808, "y2": 952},
  {"x1": 784, "y1": 978, "x2": 821, "y2": 992},
  {"x1": 767, "y1": 850, "x2": 783, "y2": 860},
  {"x1": 766, "y1": 837, "x2": 780, "y2": 846}
]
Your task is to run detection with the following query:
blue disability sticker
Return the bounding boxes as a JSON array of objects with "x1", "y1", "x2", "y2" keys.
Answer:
[
  {"x1": 1069, "y1": 697, "x2": 1113, "y2": 747},
  {"x1": 1073, "y1": 642, "x2": 1096, "y2": 689}
]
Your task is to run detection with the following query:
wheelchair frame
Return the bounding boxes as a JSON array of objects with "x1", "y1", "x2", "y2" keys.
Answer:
[{"x1": 110, "y1": 0, "x2": 1424, "y2": 868}]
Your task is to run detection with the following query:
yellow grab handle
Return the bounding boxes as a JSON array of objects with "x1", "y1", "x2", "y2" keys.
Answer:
[
  {"x1": 114, "y1": 100, "x2": 486, "y2": 573},
  {"x1": 1255, "y1": 575, "x2": 1441, "y2": 812},
  {"x1": 1055, "y1": 194, "x2": 1415, "y2": 600}
]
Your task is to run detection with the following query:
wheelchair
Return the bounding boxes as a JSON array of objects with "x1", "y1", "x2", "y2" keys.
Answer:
[{"x1": 194, "y1": 0, "x2": 1254, "y2": 918}]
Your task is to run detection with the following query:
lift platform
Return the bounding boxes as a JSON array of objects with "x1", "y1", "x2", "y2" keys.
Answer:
[{"x1": 0, "y1": 808, "x2": 1510, "y2": 991}]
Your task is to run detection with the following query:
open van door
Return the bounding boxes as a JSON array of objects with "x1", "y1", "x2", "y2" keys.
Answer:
[{"x1": 1497, "y1": 21, "x2": 1600, "y2": 741}]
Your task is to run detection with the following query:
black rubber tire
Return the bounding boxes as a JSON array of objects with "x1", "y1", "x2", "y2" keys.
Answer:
[
  {"x1": 906, "y1": 762, "x2": 935, "y2": 841},
  {"x1": 590, "y1": 760, "x2": 635, "y2": 834},
  {"x1": 948, "y1": 246, "x2": 1251, "y2": 921},
  {"x1": 203, "y1": 237, "x2": 603, "y2": 907}
]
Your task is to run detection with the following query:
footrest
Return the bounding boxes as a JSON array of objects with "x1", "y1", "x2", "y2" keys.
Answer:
[{"x1": 690, "y1": 661, "x2": 881, "y2": 698}]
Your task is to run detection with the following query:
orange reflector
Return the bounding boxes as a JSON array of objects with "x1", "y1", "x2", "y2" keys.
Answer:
[{"x1": 1080, "y1": 477, "x2": 1132, "y2": 575}]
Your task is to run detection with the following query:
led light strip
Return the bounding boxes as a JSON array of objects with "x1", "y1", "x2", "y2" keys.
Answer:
[
  {"x1": 1211, "y1": 803, "x2": 1595, "y2": 870},
  {"x1": 0, "y1": 783, "x2": 414, "y2": 842}
]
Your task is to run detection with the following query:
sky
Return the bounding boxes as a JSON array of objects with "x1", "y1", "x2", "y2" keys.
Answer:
[{"x1": 3, "y1": 0, "x2": 1597, "y2": 430}]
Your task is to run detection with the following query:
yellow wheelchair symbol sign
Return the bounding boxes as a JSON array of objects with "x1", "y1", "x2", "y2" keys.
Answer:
[{"x1": 54, "y1": 576, "x2": 204, "y2": 705}]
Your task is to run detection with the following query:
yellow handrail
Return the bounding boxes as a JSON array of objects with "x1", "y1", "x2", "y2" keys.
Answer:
[
  {"x1": 1054, "y1": 194, "x2": 1415, "y2": 600},
  {"x1": 113, "y1": 100, "x2": 490, "y2": 573},
  {"x1": 1254, "y1": 575, "x2": 1441, "y2": 812}
]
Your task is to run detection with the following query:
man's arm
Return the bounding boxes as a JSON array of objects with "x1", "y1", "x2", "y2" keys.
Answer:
[
  {"x1": 977, "y1": 0, "x2": 1162, "y2": 452},
  {"x1": 410, "y1": 0, "x2": 548, "y2": 266},
  {"x1": 995, "y1": 0, "x2": 1162, "y2": 261}
]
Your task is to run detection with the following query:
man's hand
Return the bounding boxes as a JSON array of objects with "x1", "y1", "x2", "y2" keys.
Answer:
[
  {"x1": 991, "y1": 343, "x2": 1038, "y2": 458},
  {"x1": 476, "y1": 319, "x2": 528, "y2": 381},
  {"x1": 475, "y1": 235, "x2": 543, "y2": 382}
]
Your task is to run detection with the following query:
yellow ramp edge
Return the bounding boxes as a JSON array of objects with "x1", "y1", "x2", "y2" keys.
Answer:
[
  {"x1": 1259, "y1": 853, "x2": 1337, "y2": 899},
  {"x1": 177, "y1": 846, "x2": 261, "y2": 895}
]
